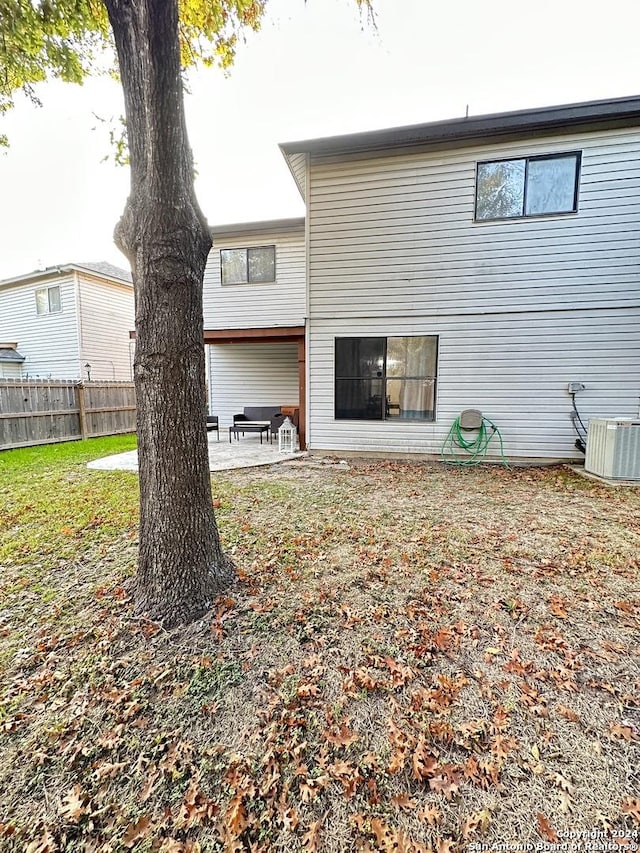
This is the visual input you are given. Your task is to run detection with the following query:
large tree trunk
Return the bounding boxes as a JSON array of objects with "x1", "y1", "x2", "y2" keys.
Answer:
[{"x1": 103, "y1": 0, "x2": 234, "y2": 626}]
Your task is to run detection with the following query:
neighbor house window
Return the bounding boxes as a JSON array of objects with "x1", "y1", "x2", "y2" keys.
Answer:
[
  {"x1": 475, "y1": 152, "x2": 581, "y2": 221},
  {"x1": 220, "y1": 246, "x2": 276, "y2": 284},
  {"x1": 335, "y1": 336, "x2": 438, "y2": 420},
  {"x1": 35, "y1": 285, "x2": 62, "y2": 315}
]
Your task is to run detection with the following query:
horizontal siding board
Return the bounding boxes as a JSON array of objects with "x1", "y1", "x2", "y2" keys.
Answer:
[
  {"x1": 309, "y1": 251, "x2": 638, "y2": 270},
  {"x1": 306, "y1": 268, "x2": 639, "y2": 287},
  {"x1": 308, "y1": 299, "x2": 640, "y2": 321},
  {"x1": 203, "y1": 225, "x2": 306, "y2": 329},
  {"x1": 309, "y1": 202, "x2": 639, "y2": 229},
  {"x1": 208, "y1": 343, "x2": 300, "y2": 430},
  {"x1": 309, "y1": 236, "x2": 640, "y2": 259},
  {"x1": 310, "y1": 212, "x2": 640, "y2": 237}
]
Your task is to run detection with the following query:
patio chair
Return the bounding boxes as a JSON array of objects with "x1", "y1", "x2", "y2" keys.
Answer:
[
  {"x1": 270, "y1": 412, "x2": 286, "y2": 442},
  {"x1": 206, "y1": 415, "x2": 219, "y2": 440}
]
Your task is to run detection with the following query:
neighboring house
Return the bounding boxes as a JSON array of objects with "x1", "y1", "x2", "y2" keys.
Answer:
[
  {"x1": 208, "y1": 95, "x2": 640, "y2": 460},
  {"x1": 0, "y1": 262, "x2": 134, "y2": 381}
]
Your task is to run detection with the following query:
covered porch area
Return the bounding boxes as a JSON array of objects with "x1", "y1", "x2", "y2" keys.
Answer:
[{"x1": 204, "y1": 326, "x2": 306, "y2": 450}]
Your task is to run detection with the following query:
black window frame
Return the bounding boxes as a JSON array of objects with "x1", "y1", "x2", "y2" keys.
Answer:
[
  {"x1": 334, "y1": 335, "x2": 438, "y2": 422},
  {"x1": 474, "y1": 151, "x2": 582, "y2": 222},
  {"x1": 220, "y1": 245, "x2": 276, "y2": 285}
]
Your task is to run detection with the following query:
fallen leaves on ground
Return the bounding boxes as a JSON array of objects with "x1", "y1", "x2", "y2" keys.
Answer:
[{"x1": 1, "y1": 448, "x2": 639, "y2": 850}]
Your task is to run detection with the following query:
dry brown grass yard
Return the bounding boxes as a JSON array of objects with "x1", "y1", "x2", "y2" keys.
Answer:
[{"x1": 0, "y1": 438, "x2": 639, "y2": 852}]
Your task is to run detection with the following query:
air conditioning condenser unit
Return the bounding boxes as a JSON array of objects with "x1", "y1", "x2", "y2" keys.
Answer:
[{"x1": 585, "y1": 418, "x2": 640, "y2": 481}]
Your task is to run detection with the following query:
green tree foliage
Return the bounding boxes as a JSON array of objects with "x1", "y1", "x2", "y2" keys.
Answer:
[
  {"x1": 1, "y1": 0, "x2": 371, "y2": 117},
  {"x1": 1, "y1": 1, "x2": 107, "y2": 143},
  {"x1": 0, "y1": 0, "x2": 265, "y2": 122}
]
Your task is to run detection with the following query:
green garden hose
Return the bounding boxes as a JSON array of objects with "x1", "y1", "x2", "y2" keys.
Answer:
[{"x1": 441, "y1": 415, "x2": 509, "y2": 467}]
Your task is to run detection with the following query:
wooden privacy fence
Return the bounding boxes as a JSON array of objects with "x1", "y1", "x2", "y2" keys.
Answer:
[{"x1": 0, "y1": 380, "x2": 136, "y2": 450}]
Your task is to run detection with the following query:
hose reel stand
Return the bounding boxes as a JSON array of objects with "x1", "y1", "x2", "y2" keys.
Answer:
[{"x1": 441, "y1": 409, "x2": 508, "y2": 467}]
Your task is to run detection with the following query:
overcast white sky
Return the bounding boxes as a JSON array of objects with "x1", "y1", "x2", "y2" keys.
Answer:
[{"x1": 1, "y1": 0, "x2": 639, "y2": 279}]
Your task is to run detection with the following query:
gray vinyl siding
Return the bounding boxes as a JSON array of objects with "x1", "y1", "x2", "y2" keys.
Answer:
[
  {"x1": 308, "y1": 127, "x2": 640, "y2": 318},
  {"x1": 203, "y1": 225, "x2": 306, "y2": 330},
  {"x1": 77, "y1": 274, "x2": 135, "y2": 380},
  {"x1": 0, "y1": 274, "x2": 80, "y2": 379},
  {"x1": 308, "y1": 309, "x2": 640, "y2": 459},
  {"x1": 306, "y1": 126, "x2": 640, "y2": 459},
  {"x1": 208, "y1": 343, "x2": 299, "y2": 429}
]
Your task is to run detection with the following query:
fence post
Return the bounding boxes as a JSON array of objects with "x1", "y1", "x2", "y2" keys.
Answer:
[{"x1": 77, "y1": 382, "x2": 88, "y2": 439}]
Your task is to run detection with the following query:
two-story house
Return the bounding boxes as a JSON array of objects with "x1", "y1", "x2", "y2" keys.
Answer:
[
  {"x1": 0, "y1": 262, "x2": 134, "y2": 381},
  {"x1": 206, "y1": 95, "x2": 640, "y2": 461}
]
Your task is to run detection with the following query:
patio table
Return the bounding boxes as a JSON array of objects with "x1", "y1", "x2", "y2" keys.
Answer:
[{"x1": 228, "y1": 420, "x2": 271, "y2": 444}]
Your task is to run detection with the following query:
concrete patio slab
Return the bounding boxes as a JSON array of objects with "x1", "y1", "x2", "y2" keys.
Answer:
[{"x1": 87, "y1": 433, "x2": 303, "y2": 472}]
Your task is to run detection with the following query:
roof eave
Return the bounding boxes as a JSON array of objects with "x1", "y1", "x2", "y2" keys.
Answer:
[
  {"x1": 278, "y1": 145, "x2": 307, "y2": 201},
  {"x1": 211, "y1": 216, "x2": 306, "y2": 237},
  {"x1": 0, "y1": 265, "x2": 74, "y2": 289},
  {"x1": 280, "y1": 95, "x2": 640, "y2": 157},
  {"x1": 73, "y1": 265, "x2": 133, "y2": 287},
  {"x1": 0, "y1": 263, "x2": 132, "y2": 290}
]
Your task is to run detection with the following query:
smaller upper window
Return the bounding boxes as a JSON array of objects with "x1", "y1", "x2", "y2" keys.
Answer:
[
  {"x1": 475, "y1": 152, "x2": 581, "y2": 221},
  {"x1": 220, "y1": 246, "x2": 276, "y2": 285},
  {"x1": 35, "y1": 285, "x2": 62, "y2": 315}
]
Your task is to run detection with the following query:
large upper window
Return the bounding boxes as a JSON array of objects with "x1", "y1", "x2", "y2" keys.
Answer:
[
  {"x1": 475, "y1": 152, "x2": 581, "y2": 221},
  {"x1": 35, "y1": 285, "x2": 62, "y2": 315},
  {"x1": 335, "y1": 336, "x2": 438, "y2": 421},
  {"x1": 220, "y1": 246, "x2": 275, "y2": 284}
]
